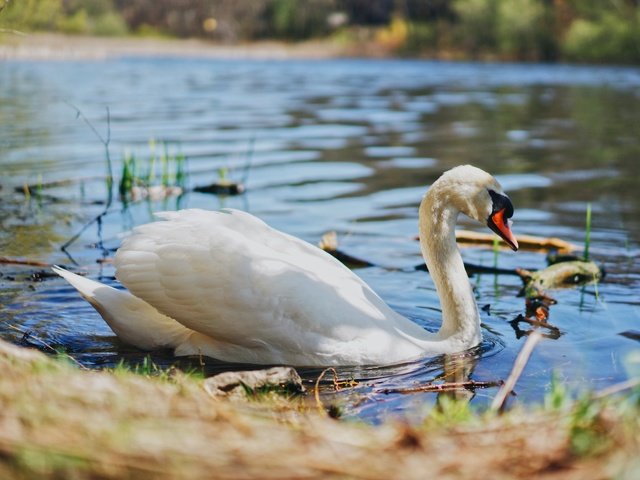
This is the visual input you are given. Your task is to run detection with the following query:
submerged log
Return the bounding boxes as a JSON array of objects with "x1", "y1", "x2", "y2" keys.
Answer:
[{"x1": 516, "y1": 260, "x2": 604, "y2": 299}]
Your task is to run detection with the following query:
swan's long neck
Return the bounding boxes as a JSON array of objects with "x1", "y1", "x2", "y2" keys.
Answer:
[{"x1": 418, "y1": 185, "x2": 481, "y2": 346}]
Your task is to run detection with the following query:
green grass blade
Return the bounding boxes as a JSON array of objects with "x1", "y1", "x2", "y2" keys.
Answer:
[{"x1": 584, "y1": 203, "x2": 592, "y2": 261}]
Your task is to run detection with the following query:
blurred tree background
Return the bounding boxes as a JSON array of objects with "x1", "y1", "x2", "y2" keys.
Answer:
[{"x1": 1, "y1": 0, "x2": 639, "y2": 63}]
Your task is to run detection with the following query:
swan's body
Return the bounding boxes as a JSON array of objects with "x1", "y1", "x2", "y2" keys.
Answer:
[{"x1": 55, "y1": 165, "x2": 517, "y2": 366}]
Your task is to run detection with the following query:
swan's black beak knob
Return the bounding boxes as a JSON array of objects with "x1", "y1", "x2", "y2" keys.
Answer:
[{"x1": 487, "y1": 191, "x2": 518, "y2": 251}]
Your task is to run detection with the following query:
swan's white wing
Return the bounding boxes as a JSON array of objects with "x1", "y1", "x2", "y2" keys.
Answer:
[{"x1": 114, "y1": 209, "x2": 412, "y2": 363}]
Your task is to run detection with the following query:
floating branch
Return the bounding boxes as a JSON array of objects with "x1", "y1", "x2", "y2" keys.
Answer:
[
  {"x1": 491, "y1": 330, "x2": 543, "y2": 412},
  {"x1": 16, "y1": 175, "x2": 106, "y2": 192},
  {"x1": 417, "y1": 230, "x2": 578, "y2": 253},
  {"x1": 379, "y1": 379, "x2": 503, "y2": 395},
  {"x1": 193, "y1": 181, "x2": 244, "y2": 195},
  {"x1": 194, "y1": 166, "x2": 245, "y2": 195},
  {"x1": 0, "y1": 257, "x2": 52, "y2": 268},
  {"x1": 194, "y1": 137, "x2": 254, "y2": 196},
  {"x1": 414, "y1": 261, "x2": 519, "y2": 276},
  {"x1": 319, "y1": 231, "x2": 524, "y2": 275}
]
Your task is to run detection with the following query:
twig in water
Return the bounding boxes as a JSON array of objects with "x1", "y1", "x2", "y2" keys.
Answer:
[
  {"x1": 59, "y1": 106, "x2": 117, "y2": 257},
  {"x1": 60, "y1": 105, "x2": 115, "y2": 256},
  {"x1": 0, "y1": 257, "x2": 52, "y2": 268},
  {"x1": 313, "y1": 367, "x2": 357, "y2": 416},
  {"x1": 379, "y1": 379, "x2": 503, "y2": 395},
  {"x1": 4, "y1": 323, "x2": 88, "y2": 370},
  {"x1": 60, "y1": 209, "x2": 113, "y2": 263},
  {"x1": 593, "y1": 377, "x2": 640, "y2": 399},
  {"x1": 66, "y1": 103, "x2": 113, "y2": 200},
  {"x1": 491, "y1": 330, "x2": 543, "y2": 412}
]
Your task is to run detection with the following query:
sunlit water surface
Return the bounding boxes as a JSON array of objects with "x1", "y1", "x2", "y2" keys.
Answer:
[{"x1": 1, "y1": 58, "x2": 639, "y2": 422}]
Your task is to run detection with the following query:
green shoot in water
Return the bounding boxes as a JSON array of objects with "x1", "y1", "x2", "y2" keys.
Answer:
[
  {"x1": 36, "y1": 173, "x2": 43, "y2": 203},
  {"x1": 147, "y1": 138, "x2": 157, "y2": 186},
  {"x1": 161, "y1": 142, "x2": 170, "y2": 187},
  {"x1": 583, "y1": 203, "x2": 592, "y2": 261},
  {"x1": 175, "y1": 152, "x2": 186, "y2": 188},
  {"x1": 119, "y1": 139, "x2": 186, "y2": 201},
  {"x1": 119, "y1": 150, "x2": 136, "y2": 197}
]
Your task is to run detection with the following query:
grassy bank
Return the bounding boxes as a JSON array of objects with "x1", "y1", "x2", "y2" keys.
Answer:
[{"x1": 0, "y1": 339, "x2": 638, "y2": 479}]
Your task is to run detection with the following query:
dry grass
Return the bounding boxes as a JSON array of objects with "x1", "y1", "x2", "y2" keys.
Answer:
[{"x1": 0, "y1": 339, "x2": 638, "y2": 479}]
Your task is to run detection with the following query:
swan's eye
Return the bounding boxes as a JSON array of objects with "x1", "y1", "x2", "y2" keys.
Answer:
[{"x1": 487, "y1": 190, "x2": 514, "y2": 219}]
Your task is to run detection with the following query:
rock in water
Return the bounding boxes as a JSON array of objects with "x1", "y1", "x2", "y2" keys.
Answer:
[{"x1": 204, "y1": 366, "x2": 305, "y2": 398}]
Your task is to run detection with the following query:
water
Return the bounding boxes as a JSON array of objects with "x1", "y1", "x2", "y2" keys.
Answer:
[{"x1": 1, "y1": 58, "x2": 639, "y2": 422}]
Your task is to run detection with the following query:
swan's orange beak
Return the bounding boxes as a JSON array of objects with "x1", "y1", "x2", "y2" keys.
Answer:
[{"x1": 488, "y1": 208, "x2": 518, "y2": 251}]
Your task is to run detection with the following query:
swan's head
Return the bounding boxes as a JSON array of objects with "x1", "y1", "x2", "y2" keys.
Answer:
[{"x1": 435, "y1": 165, "x2": 519, "y2": 251}]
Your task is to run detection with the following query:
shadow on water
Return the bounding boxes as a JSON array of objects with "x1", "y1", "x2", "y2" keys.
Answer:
[{"x1": 1, "y1": 59, "x2": 640, "y2": 421}]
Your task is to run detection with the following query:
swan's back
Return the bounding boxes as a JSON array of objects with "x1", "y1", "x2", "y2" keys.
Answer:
[{"x1": 114, "y1": 209, "x2": 428, "y2": 365}]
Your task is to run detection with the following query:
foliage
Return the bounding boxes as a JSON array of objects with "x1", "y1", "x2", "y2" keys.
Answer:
[
  {"x1": 496, "y1": 0, "x2": 549, "y2": 60},
  {"x1": 1, "y1": 0, "x2": 639, "y2": 63},
  {"x1": 0, "y1": 0, "x2": 127, "y2": 35},
  {"x1": 426, "y1": 394, "x2": 478, "y2": 427},
  {"x1": 562, "y1": 12, "x2": 640, "y2": 64},
  {"x1": 268, "y1": 0, "x2": 335, "y2": 39},
  {"x1": 544, "y1": 371, "x2": 571, "y2": 411},
  {"x1": 0, "y1": 0, "x2": 63, "y2": 32},
  {"x1": 453, "y1": 0, "x2": 498, "y2": 57}
]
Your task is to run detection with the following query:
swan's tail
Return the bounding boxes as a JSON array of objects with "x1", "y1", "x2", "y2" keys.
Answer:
[{"x1": 52, "y1": 266, "x2": 194, "y2": 350}]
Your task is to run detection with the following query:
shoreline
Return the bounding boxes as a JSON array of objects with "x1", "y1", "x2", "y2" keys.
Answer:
[
  {"x1": 2, "y1": 33, "x2": 636, "y2": 67},
  {"x1": 0, "y1": 32, "x2": 354, "y2": 61},
  {"x1": 1, "y1": 338, "x2": 637, "y2": 479}
]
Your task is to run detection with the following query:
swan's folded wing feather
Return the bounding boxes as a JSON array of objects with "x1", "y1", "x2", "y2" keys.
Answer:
[{"x1": 114, "y1": 209, "x2": 398, "y2": 357}]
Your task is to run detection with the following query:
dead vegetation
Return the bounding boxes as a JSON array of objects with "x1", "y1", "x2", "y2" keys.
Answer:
[{"x1": 0, "y1": 339, "x2": 638, "y2": 480}]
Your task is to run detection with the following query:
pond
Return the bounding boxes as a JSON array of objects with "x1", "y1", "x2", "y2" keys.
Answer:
[{"x1": 1, "y1": 57, "x2": 639, "y2": 422}]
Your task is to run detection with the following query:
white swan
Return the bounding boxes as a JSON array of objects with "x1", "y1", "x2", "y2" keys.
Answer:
[{"x1": 54, "y1": 165, "x2": 518, "y2": 366}]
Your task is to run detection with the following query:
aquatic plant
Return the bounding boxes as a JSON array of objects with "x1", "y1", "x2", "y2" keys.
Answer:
[
  {"x1": 118, "y1": 139, "x2": 186, "y2": 202},
  {"x1": 583, "y1": 202, "x2": 592, "y2": 261},
  {"x1": 118, "y1": 150, "x2": 136, "y2": 197}
]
